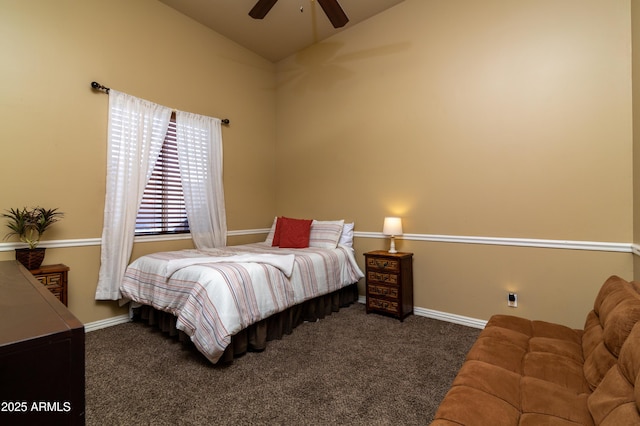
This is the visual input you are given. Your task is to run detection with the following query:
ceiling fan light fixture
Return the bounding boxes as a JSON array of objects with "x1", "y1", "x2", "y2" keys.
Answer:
[{"x1": 249, "y1": 0, "x2": 349, "y2": 28}]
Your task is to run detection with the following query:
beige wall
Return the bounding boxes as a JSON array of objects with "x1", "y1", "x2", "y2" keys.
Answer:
[
  {"x1": 275, "y1": 0, "x2": 634, "y2": 328},
  {"x1": 1, "y1": 0, "x2": 637, "y2": 330},
  {"x1": 0, "y1": 0, "x2": 277, "y2": 324},
  {"x1": 633, "y1": 0, "x2": 640, "y2": 281}
]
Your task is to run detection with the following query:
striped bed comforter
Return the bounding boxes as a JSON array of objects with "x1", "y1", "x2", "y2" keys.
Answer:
[{"x1": 120, "y1": 242, "x2": 364, "y2": 363}]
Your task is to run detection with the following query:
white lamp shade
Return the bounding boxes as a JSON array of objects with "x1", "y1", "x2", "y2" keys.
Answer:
[{"x1": 383, "y1": 217, "x2": 403, "y2": 236}]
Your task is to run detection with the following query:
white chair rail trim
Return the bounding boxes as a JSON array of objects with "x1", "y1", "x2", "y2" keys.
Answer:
[
  {"x1": 357, "y1": 231, "x2": 634, "y2": 254},
  {"x1": 0, "y1": 230, "x2": 636, "y2": 255},
  {"x1": 0, "y1": 229, "x2": 269, "y2": 252}
]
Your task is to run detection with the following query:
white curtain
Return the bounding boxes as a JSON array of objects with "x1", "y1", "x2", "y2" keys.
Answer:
[
  {"x1": 95, "y1": 91, "x2": 172, "y2": 300},
  {"x1": 175, "y1": 111, "x2": 227, "y2": 249}
]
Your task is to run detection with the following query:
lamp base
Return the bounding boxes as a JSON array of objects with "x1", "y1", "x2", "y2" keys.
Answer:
[{"x1": 388, "y1": 236, "x2": 397, "y2": 254}]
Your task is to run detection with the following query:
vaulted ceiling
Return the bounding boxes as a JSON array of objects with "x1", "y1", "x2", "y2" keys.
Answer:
[{"x1": 159, "y1": 0, "x2": 405, "y2": 62}]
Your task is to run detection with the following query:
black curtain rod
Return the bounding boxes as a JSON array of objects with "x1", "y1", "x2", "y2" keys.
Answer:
[{"x1": 90, "y1": 81, "x2": 230, "y2": 125}]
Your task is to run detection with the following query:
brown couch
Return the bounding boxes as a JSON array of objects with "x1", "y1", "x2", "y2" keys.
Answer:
[{"x1": 431, "y1": 275, "x2": 640, "y2": 425}]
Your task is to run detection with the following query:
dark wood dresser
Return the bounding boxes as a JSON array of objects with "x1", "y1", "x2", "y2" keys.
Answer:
[
  {"x1": 364, "y1": 250, "x2": 414, "y2": 321},
  {"x1": 0, "y1": 260, "x2": 85, "y2": 425}
]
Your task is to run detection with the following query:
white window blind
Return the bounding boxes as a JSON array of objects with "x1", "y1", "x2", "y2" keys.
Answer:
[{"x1": 135, "y1": 114, "x2": 190, "y2": 235}]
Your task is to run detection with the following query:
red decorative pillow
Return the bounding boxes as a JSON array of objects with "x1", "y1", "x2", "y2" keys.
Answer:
[
  {"x1": 271, "y1": 216, "x2": 284, "y2": 247},
  {"x1": 279, "y1": 217, "x2": 313, "y2": 248}
]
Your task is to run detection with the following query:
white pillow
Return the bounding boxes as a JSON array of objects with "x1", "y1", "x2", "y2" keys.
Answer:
[
  {"x1": 339, "y1": 222, "x2": 354, "y2": 248},
  {"x1": 309, "y1": 220, "x2": 344, "y2": 249}
]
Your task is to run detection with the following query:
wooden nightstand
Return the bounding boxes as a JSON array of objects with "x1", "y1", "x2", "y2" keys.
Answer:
[
  {"x1": 364, "y1": 251, "x2": 413, "y2": 321},
  {"x1": 29, "y1": 264, "x2": 69, "y2": 306}
]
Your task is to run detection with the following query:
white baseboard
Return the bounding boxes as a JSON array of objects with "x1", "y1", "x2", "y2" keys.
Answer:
[
  {"x1": 358, "y1": 296, "x2": 486, "y2": 329},
  {"x1": 86, "y1": 300, "x2": 487, "y2": 333},
  {"x1": 84, "y1": 314, "x2": 130, "y2": 332},
  {"x1": 413, "y1": 306, "x2": 487, "y2": 329}
]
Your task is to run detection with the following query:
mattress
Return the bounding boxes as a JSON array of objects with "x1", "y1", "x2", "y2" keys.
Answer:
[{"x1": 120, "y1": 243, "x2": 364, "y2": 363}]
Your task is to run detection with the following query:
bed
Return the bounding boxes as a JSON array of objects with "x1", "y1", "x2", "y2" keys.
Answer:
[{"x1": 120, "y1": 218, "x2": 364, "y2": 364}]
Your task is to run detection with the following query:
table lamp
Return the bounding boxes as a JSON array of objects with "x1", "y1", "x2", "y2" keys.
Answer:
[{"x1": 383, "y1": 217, "x2": 403, "y2": 254}]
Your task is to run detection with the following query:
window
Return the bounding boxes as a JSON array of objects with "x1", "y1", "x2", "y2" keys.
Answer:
[{"x1": 135, "y1": 114, "x2": 189, "y2": 235}]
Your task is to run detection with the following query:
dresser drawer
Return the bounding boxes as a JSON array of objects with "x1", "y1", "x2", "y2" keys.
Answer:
[
  {"x1": 366, "y1": 257, "x2": 399, "y2": 272},
  {"x1": 367, "y1": 297, "x2": 399, "y2": 314},
  {"x1": 367, "y1": 283, "x2": 399, "y2": 299},
  {"x1": 367, "y1": 271, "x2": 398, "y2": 285}
]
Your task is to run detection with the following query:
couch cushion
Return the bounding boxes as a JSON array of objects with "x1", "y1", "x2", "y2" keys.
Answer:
[
  {"x1": 582, "y1": 276, "x2": 640, "y2": 391},
  {"x1": 521, "y1": 376, "x2": 593, "y2": 425},
  {"x1": 451, "y1": 360, "x2": 521, "y2": 408},
  {"x1": 593, "y1": 276, "x2": 630, "y2": 319},
  {"x1": 430, "y1": 385, "x2": 521, "y2": 426},
  {"x1": 602, "y1": 298, "x2": 640, "y2": 357},
  {"x1": 588, "y1": 322, "x2": 640, "y2": 424},
  {"x1": 465, "y1": 334, "x2": 528, "y2": 374},
  {"x1": 524, "y1": 352, "x2": 589, "y2": 393},
  {"x1": 582, "y1": 310, "x2": 603, "y2": 356},
  {"x1": 466, "y1": 316, "x2": 587, "y2": 392},
  {"x1": 529, "y1": 337, "x2": 582, "y2": 363}
]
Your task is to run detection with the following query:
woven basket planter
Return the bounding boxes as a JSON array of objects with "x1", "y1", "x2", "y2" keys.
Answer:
[{"x1": 15, "y1": 247, "x2": 46, "y2": 270}]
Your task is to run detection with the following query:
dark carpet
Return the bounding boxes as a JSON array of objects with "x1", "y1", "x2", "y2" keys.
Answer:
[{"x1": 85, "y1": 303, "x2": 480, "y2": 425}]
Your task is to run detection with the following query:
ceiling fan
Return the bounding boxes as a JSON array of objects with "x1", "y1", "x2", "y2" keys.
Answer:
[{"x1": 249, "y1": 0, "x2": 349, "y2": 28}]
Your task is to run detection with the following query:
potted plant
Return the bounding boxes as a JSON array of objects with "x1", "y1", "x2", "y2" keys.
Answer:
[{"x1": 2, "y1": 207, "x2": 64, "y2": 269}]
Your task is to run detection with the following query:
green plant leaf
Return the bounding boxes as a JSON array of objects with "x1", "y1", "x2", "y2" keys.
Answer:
[{"x1": 2, "y1": 206, "x2": 64, "y2": 248}]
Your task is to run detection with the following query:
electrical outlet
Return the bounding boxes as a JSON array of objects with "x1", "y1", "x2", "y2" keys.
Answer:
[{"x1": 508, "y1": 292, "x2": 518, "y2": 308}]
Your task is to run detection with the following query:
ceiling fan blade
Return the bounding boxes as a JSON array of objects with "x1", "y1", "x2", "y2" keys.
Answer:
[
  {"x1": 317, "y1": 0, "x2": 349, "y2": 28},
  {"x1": 249, "y1": 0, "x2": 278, "y2": 19}
]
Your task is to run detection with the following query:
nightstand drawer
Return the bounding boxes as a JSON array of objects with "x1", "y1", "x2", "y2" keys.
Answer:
[
  {"x1": 36, "y1": 280, "x2": 62, "y2": 300},
  {"x1": 366, "y1": 257, "x2": 399, "y2": 272},
  {"x1": 367, "y1": 283, "x2": 399, "y2": 299},
  {"x1": 33, "y1": 273, "x2": 64, "y2": 289},
  {"x1": 367, "y1": 271, "x2": 398, "y2": 285},
  {"x1": 30, "y1": 264, "x2": 69, "y2": 306},
  {"x1": 367, "y1": 297, "x2": 398, "y2": 314}
]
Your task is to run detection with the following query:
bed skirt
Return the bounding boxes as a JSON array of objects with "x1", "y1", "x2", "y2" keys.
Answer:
[{"x1": 131, "y1": 283, "x2": 359, "y2": 363}]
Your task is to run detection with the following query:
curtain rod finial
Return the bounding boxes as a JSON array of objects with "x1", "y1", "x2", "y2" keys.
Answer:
[{"x1": 91, "y1": 81, "x2": 110, "y2": 93}]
